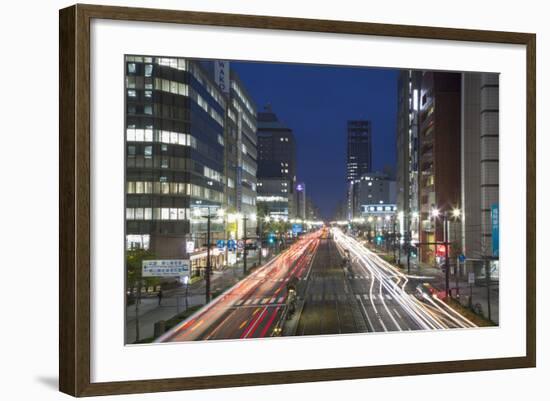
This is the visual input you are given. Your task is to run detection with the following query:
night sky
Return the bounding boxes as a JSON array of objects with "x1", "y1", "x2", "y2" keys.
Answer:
[{"x1": 231, "y1": 61, "x2": 399, "y2": 219}]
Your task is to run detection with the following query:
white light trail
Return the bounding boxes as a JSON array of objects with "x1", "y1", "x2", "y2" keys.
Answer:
[{"x1": 331, "y1": 228, "x2": 475, "y2": 331}]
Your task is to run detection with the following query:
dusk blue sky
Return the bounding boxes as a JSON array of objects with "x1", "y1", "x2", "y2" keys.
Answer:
[{"x1": 231, "y1": 61, "x2": 399, "y2": 219}]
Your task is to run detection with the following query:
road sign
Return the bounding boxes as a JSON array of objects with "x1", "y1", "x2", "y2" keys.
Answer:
[
  {"x1": 292, "y1": 224, "x2": 303, "y2": 234},
  {"x1": 237, "y1": 240, "x2": 244, "y2": 249},
  {"x1": 458, "y1": 254, "x2": 466, "y2": 263},
  {"x1": 227, "y1": 239, "x2": 236, "y2": 250},
  {"x1": 216, "y1": 239, "x2": 225, "y2": 249},
  {"x1": 468, "y1": 272, "x2": 475, "y2": 284},
  {"x1": 142, "y1": 259, "x2": 190, "y2": 278},
  {"x1": 186, "y1": 241, "x2": 195, "y2": 253}
]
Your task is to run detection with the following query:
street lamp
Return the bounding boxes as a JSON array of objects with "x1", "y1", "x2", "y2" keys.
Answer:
[
  {"x1": 193, "y1": 206, "x2": 222, "y2": 304},
  {"x1": 433, "y1": 207, "x2": 458, "y2": 299},
  {"x1": 241, "y1": 212, "x2": 256, "y2": 275},
  {"x1": 258, "y1": 215, "x2": 270, "y2": 265},
  {"x1": 452, "y1": 208, "x2": 461, "y2": 219}
]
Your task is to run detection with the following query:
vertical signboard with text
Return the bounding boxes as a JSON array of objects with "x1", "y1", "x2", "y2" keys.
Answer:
[
  {"x1": 214, "y1": 61, "x2": 230, "y2": 94},
  {"x1": 491, "y1": 203, "x2": 499, "y2": 257}
]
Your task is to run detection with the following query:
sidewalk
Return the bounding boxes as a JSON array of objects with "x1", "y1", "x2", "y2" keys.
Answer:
[
  {"x1": 125, "y1": 252, "x2": 272, "y2": 343},
  {"x1": 370, "y1": 246, "x2": 499, "y2": 325}
]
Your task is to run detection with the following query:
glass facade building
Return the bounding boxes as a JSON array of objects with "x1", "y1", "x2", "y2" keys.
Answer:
[{"x1": 124, "y1": 56, "x2": 257, "y2": 274}]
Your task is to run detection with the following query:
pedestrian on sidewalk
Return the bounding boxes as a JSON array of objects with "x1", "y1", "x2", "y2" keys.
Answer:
[{"x1": 157, "y1": 289, "x2": 163, "y2": 306}]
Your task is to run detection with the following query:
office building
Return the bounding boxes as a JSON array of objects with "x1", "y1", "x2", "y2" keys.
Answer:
[
  {"x1": 125, "y1": 56, "x2": 257, "y2": 275},
  {"x1": 346, "y1": 120, "x2": 372, "y2": 218},
  {"x1": 354, "y1": 172, "x2": 396, "y2": 211},
  {"x1": 256, "y1": 106, "x2": 297, "y2": 220},
  {"x1": 396, "y1": 70, "x2": 422, "y2": 243},
  {"x1": 295, "y1": 182, "x2": 307, "y2": 220},
  {"x1": 227, "y1": 71, "x2": 258, "y2": 239},
  {"x1": 418, "y1": 72, "x2": 462, "y2": 263},
  {"x1": 461, "y1": 72, "x2": 500, "y2": 274}
]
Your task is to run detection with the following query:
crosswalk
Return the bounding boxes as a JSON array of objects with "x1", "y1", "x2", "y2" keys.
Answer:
[
  {"x1": 267, "y1": 274, "x2": 372, "y2": 283},
  {"x1": 229, "y1": 292, "x2": 395, "y2": 307},
  {"x1": 232, "y1": 296, "x2": 286, "y2": 307}
]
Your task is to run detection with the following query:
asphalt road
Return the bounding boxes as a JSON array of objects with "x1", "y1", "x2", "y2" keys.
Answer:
[
  {"x1": 332, "y1": 228, "x2": 477, "y2": 332},
  {"x1": 296, "y1": 238, "x2": 366, "y2": 335},
  {"x1": 157, "y1": 232, "x2": 320, "y2": 342},
  {"x1": 157, "y1": 228, "x2": 477, "y2": 343}
]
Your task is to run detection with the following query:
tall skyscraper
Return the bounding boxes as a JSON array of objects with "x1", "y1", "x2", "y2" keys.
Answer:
[
  {"x1": 256, "y1": 106, "x2": 297, "y2": 219},
  {"x1": 346, "y1": 120, "x2": 372, "y2": 218},
  {"x1": 418, "y1": 72, "x2": 462, "y2": 263},
  {"x1": 346, "y1": 120, "x2": 372, "y2": 182},
  {"x1": 396, "y1": 70, "x2": 422, "y2": 243}
]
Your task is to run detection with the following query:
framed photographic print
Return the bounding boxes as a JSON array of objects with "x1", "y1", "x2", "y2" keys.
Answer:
[{"x1": 59, "y1": 4, "x2": 536, "y2": 397}]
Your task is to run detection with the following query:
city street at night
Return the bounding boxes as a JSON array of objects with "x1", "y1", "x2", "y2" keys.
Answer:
[
  {"x1": 156, "y1": 232, "x2": 321, "y2": 342},
  {"x1": 157, "y1": 228, "x2": 476, "y2": 343},
  {"x1": 124, "y1": 56, "x2": 500, "y2": 343}
]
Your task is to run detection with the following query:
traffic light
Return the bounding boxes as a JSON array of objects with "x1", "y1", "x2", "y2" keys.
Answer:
[
  {"x1": 376, "y1": 235, "x2": 383, "y2": 244},
  {"x1": 268, "y1": 233, "x2": 276, "y2": 244}
]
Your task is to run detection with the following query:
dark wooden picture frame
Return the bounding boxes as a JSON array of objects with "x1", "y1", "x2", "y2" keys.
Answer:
[{"x1": 59, "y1": 3, "x2": 536, "y2": 397}]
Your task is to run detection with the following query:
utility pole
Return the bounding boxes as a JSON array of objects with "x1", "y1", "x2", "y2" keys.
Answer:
[
  {"x1": 444, "y1": 213, "x2": 450, "y2": 299},
  {"x1": 258, "y1": 217, "x2": 262, "y2": 266},
  {"x1": 485, "y1": 257, "x2": 492, "y2": 321},
  {"x1": 243, "y1": 215, "x2": 248, "y2": 275},
  {"x1": 392, "y1": 217, "x2": 397, "y2": 263},
  {"x1": 406, "y1": 230, "x2": 411, "y2": 274},
  {"x1": 205, "y1": 210, "x2": 212, "y2": 304},
  {"x1": 135, "y1": 279, "x2": 141, "y2": 342}
]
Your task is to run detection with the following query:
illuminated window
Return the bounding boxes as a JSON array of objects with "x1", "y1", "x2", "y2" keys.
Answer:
[
  {"x1": 144, "y1": 64, "x2": 153, "y2": 77},
  {"x1": 144, "y1": 146, "x2": 152, "y2": 158},
  {"x1": 135, "y1": 129, "x2": 144, "y2": 141},
  {"x1": 135, "y1": 208, "x2": 144, "y2": 220},
  {"x1": 126, "y1": 208, "x2": 136, "y2": 219}
]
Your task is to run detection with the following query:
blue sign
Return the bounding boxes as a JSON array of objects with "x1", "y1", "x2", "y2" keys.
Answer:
[
  {"x1": 458, "y1": 254, "x2": 466, "y2": 263},
  {"x1": 292, "y1": 224, "x2": 303, "y2": 234},
  {"x1": 491, "y1": 203, "x2": 499, "y2": 257},
  {"x1": 227, "y1": 239, "x2": 236, "y2": 251},
  {"x1": 216, "y1": 240, "x2": 225, "y2": 249}
]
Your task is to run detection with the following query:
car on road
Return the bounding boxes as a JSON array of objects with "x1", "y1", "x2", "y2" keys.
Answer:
[{"x1": 415, "y1": 282, "x2": 436, "y2": 300}]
